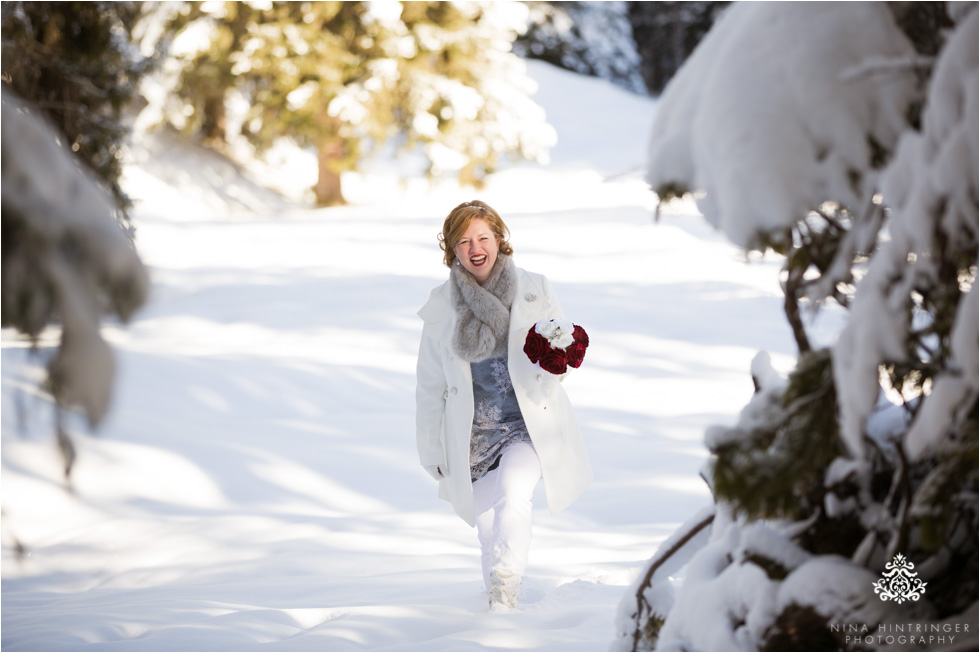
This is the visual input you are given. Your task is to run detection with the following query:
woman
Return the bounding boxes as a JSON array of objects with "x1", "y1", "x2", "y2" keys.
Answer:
[{"x1": 415, "y1": 200, "x2": 592, "y2": 610}]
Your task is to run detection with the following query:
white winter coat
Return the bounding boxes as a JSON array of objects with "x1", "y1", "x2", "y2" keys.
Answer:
[{"x1": 415, "y1": 266, "x2": 593, "y2": 526}]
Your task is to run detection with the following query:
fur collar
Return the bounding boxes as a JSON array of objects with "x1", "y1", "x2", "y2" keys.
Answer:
[{"x1": 450, "y1": 254, "x2": 517, "y2": 362}]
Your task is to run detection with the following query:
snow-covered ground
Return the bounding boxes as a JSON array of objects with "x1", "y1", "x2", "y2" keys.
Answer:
[{"x1": 1, "y1": 61, "x2": 841, "y2": 651}]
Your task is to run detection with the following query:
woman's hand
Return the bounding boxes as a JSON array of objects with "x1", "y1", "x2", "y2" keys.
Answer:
[{"x1": 424, "y1": 464, "x2": 447, "y2": 480}]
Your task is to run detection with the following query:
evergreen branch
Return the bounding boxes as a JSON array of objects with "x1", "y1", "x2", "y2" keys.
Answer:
[
  {"x1": 26, "y1": 100, "x2": 125, "y2": 131},
  {"x1": 813, "y1": 207, "x2": 847, "y2": 233},
  {"x1": 781, "y1": 510, "x2": 820, "y2": 539},
  {"x1": 631, "y1": 510, "x2": 715, "y2": 652},
  {"x1": 889, "y1": 444, "x2": 913, "y2": 560},
  {"x1": 831, "y1": 285, "x2": 851, "y2": 309},
  {"x1": 3, "y1": 37, "x2": 135, "y2": 84},
  {"x1": 782, "y1": 257, "x2": 812, "y2": 355},
  {"x1": 782, "y1": 376, "x2": 831, "y2": 420},
  {"x1": 862, "y1": 431, "x2": 912, "y2": 564},
  {"x1": 852, "y1": 530, "x2": 878, "y2": 566},
  {"x1": 840, "y1": 53, "x2": 935, "y2": 83}
]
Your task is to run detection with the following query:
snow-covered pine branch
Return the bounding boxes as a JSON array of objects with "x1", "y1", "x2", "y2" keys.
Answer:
[
  {"x1": 1, "y1": 89, "x2": 149, "y2": 468},
  {"x1": 514, "y1": 1, "x2": 645, "y2": 94},
  {"x1": 646, "y1": 2, "x2": 919, "y2": 250},
  {"x1": 836, "y1": 8, "x2": 978, "y2": 461},
  {"x1": 625, "y1": 2, "x2": 978, "y2": 650}
]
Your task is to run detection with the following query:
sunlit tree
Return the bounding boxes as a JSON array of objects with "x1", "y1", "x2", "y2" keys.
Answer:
[
  {"x1": 165, "y1": 1, "x2": 259, "y2": 145},
  {"x1": 169, "y1": 1, "x2": 554, "y2": 205}
]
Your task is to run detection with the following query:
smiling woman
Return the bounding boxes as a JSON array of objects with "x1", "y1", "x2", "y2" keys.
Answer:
[
  {"x1": 416, "y1": 200, "x2": 593, "y2": 611},
  {"x1": 437, "y1": 200, "x2": 514, "y2": 276}
]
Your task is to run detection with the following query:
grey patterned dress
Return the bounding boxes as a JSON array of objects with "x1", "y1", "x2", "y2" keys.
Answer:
[{"x1": 469, "y1": 355, "x2": 532, "y2": 482}]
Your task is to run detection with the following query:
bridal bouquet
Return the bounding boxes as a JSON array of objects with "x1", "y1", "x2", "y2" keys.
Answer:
[{"x1": 523, "y1": 318, "x2": 589, "y2": 375}]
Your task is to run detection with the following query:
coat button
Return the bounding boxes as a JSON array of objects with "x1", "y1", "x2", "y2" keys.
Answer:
[
  {"x1": 536, "y1": 374, "x2": 543, "y2": 382},
  {"x1": 443, "y1": 390, "x2": 449, "y2": 400},
  {"x1": 451, "y1": 387, "x2": 458, "y2": 395}
]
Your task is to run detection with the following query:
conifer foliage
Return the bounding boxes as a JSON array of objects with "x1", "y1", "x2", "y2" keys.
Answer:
[
  {"x1": 168, "y1": 1, "x2": 553, "y2": 206},
  {"x1": 1, "y1": 1, "x2": 154, "y2": 221},
  {"x1": 1, "y1": 99, "x2": 149, "y2": 480},
  {"x1": 618, "y1": 3, "x2": 977, "y2": 650},
  {"x1": 2, "y1": 2, "x2": 152, "y2": 479},
  {"x1": 627, "y1": 1, "x2": 728, "y2": 95},
  {"x1": 514, "y1": 1, "x2": 645, "y2": 94}
]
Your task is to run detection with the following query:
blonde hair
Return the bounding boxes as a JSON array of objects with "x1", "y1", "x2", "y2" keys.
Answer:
[{"x1": 438, "y1": 200, "x2": 514, "y2": 268}]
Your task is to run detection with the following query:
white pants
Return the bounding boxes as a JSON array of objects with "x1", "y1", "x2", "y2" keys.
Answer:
[{"x1": 472, "y1": 441, "x2": 542, "y2": 591}]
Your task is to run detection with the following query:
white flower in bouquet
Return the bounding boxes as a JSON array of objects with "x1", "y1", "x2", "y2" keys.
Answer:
[{"x1": 535, "y1": 319, "x2": 575, "y2": 349}]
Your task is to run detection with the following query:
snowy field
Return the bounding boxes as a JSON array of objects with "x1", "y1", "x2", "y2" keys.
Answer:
[{"x1": 1, "y1": 62, "x2": 840, "y2": 651}]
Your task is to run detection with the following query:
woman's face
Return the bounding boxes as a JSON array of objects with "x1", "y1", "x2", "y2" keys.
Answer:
[{"x1": 454, "y1": 218, "x2": 499, "y2": 284}]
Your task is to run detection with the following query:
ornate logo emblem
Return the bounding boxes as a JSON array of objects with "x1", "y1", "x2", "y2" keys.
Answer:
[{"x1": 873, "y1": 554, "x2": 927, "y2": 603}]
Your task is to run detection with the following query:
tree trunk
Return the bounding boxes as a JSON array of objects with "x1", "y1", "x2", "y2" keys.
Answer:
[
  {"x1": 315, "y1": 138, "x2": 347, "y2": 206},
  {"x1": 201, "y1": 92, "x2": 226, "y2": 144}
]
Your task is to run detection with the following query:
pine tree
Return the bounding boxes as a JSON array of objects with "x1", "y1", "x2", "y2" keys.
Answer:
[
  {"x1": 514, "y1": 1, "x2": 645, "y2": 94},
  {"x1": 2, "y1": 2, "x2": 152, "y2": 479},
  {"x1": 627, "y1": 1, "x2": 728, "y2": 95},
  {"x1": 619, "y1": 3, "x2": 977, "y2": 650},
  {"x1": 166, "y1": 1, "x2": 259, "y2": 145},
  {"x1": 1, "y1": 1, "x2": 155, "y2": 223},
  {"x1": 167, "y1": 1, "x2": 553, "y2": 206}
]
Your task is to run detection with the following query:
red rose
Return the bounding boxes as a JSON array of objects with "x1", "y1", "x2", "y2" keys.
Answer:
[
  {"x1": 523, "y1": 329, "x2": 549, "y2": 363},
  {"x1": 572, "y1": 325, "x2": 589, "y2": 348},
  {"x1": 566, "y1": 342, "x2": 587, "y2": 368},
  {"x1": 539, "y1": 349, "x2": 568, "y2": 375}
]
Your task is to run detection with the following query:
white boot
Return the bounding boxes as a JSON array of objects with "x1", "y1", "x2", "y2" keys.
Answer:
[{"x1": 488, "y1": 569, "x2": 521, "y2": 611}]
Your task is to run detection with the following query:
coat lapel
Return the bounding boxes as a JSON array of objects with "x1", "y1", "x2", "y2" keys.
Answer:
[{"x1": 508, "y1": 269, "x2": 553, "y2": 346}]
